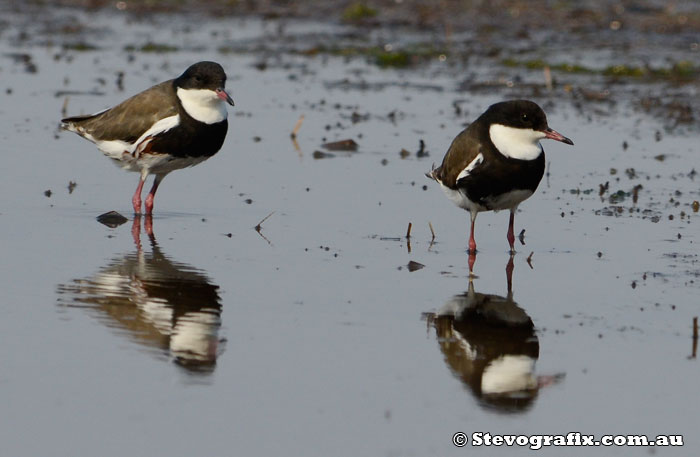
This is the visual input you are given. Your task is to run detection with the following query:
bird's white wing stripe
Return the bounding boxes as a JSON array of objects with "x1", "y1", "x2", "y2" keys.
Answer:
[
  {"x1": 135, "y1": 115, "x2": 180, "y2": 148},
  {"x1": 91, "y1": 114, "x2": 179, "y2": 160},
  {"x1": 456, "y1": 152, "x2": 484, "y2": 182},
  {"x1": 133, "y1": 115, "x2": 180, "y2": 156}
]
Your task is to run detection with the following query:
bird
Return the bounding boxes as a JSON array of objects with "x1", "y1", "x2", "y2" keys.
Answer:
[
  {"x1": 61, "y1": 61, "x2": 234, "y2": 214},
  {"x1": 426, "y1": 100, "x2": 573, "y2": 257}
]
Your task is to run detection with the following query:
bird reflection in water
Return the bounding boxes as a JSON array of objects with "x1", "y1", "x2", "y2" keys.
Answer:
[
  {"x1": 57, "y1": 215, "x2": 224, "y2": 374},
  {"x1": 423, "y1": 256, "x2": 563, "y2": 413}
]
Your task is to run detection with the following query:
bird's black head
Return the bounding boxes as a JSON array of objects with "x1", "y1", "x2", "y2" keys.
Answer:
[
  {"x1": 483, "y1": 100, "x2": 573, "y2": 146},
  {"x1": 484, "y1": 100, "x2": 549, "y2": 131},
  {"x1": 176, "y1": 61, "x2": 227, "y2": 90},
  {"x1": 175, "y1": 61, "x2": 234, "y2": 106}
]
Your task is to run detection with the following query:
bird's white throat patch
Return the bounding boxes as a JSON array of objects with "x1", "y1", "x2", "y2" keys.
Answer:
[
  {"x1": 176, "y1": 87, "x2": 228, "y2": 124},
  {"x1": 489, "y1": 124, "x2": 545, "y2": 161}
]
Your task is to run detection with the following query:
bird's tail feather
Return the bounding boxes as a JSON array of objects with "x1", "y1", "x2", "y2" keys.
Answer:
[
  {"x1": 61, "y1": 114, "x2": 94, "y2": 129},
  {"x1": 425, "y1": 163, "x2": 439, "y2": 181}
]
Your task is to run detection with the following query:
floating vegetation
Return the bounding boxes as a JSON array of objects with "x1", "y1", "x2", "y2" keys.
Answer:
[
  {"x1": 374, "y1": 50, "x2": 410, "y2": 68},
  {"x1": 62, "y1": 42, "x2": 99, "y2": 51},
  {"x1": 501, "y1": 58, "x2": 698, "y2": 81},
  {"x1": 501, "y1": 58, "x2": 593, "y2": 74},
  {"x1": 342, "y1": 3, "x2": 378, "y2": 22},
  {"x1": 124, "y1": 42, "x2": 179, "y2": 53}
]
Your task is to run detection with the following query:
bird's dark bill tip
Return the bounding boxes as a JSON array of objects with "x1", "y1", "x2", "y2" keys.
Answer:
[{"x1": 544, "y1": 127, "x2": 574, "y2": 145}]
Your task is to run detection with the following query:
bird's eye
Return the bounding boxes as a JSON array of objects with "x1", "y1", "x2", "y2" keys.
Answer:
[{"x1": 521, "y1": 113, "x2": 528, "y2": 121}]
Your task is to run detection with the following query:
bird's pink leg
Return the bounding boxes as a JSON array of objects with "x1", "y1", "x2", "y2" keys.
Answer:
[
  {"x1": 468, "y1": 211, "x2": 478, "y2": 254},
  {"x1": 132, "y1": 175, "x2": 146, "y2": 215},
  {"x1": 144, "y1": 175, "x2": 164, "y2": 215},
  {"x1": 507, "y1": 209, "x2": 516, "y2": 253},
  {"x1": 467, "y1": 211, "x2": 478, "y2": 275}
]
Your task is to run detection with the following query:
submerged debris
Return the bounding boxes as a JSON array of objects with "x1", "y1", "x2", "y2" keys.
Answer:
[
  {"x1": 96, "y1": 211, "x2": 128, "y2": 228},
  {"x1": 312, "y1": 150, "x2": 335, "y2": 159},
  {"x1": 322, "y1": 139, "x2": 358, "y2": 151},
  {"x1": 406, "y1": 260, "x2": 425, "y2": 272},
  {"x1": 416, "y1": 139, "x2": 428, "y2": 158}
]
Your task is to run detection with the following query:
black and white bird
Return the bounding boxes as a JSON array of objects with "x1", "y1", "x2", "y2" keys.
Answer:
[
  {"x1": 426, "y1": 100, "x2": 573, "y2": 254},
  {"x1": 61, "y1": 61, "x2": 234, "y2": 214}
]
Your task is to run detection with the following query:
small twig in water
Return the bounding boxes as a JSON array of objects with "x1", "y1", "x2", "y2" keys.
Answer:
[
  {"x1": 526, "y1": 251, "x2": 534, "y2": 269},
  {"x1": 690, "y1": 317, "x2": 698, "y2": 359},
  {"x1": 406, "y1": 222, "x2": 412, "y2": 239},
  {"x1": 291, "y1": 136, "x2": 302, "y2": 158},
  {"x1": 255, "y1": 211, "x2": 275, "y2": 232},
  {"x1": 290, "y1": 114, "x2": 305, "y2": 139},
  {"x1": 254, "y1": 213, "x2": 274, "y2": 246},
  {"x1": 543, "y1": 66, "x2": 553, "y2": 92},
  {"x1": 632, "y1": 184, "x2": 643, "y2": 204},
  {"x1": 61, "y1": 96, "x2": 70, "y2": 118}
]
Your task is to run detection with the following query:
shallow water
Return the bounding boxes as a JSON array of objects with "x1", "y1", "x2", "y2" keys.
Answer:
[{"x1": 1, "y1": 5, "x2": 699, "y2": 457}]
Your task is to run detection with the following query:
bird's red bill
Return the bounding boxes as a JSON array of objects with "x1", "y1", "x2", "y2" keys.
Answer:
[
  {"x1": 544, "y1": 127, "x2": 573, "y2": 145},
  {"x1": 216, "y1": 88, "x2": 234, "y2": 106}
]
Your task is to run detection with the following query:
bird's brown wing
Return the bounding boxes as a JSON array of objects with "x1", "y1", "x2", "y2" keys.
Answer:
[
  {"x1": 61, "y1": 80, "x2": 179, "y2": 143},
  {"x1": 436, "y1": 123, "x2": 484, "y2": 188}
]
